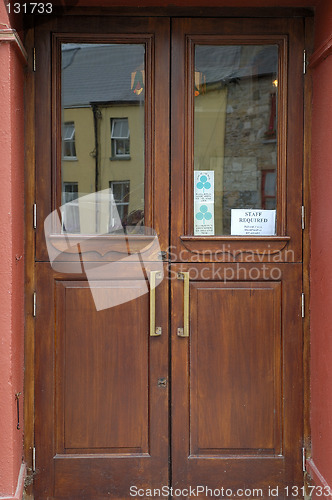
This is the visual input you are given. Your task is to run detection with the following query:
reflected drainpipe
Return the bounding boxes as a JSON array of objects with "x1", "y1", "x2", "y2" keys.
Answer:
[{"x1": 91, "y1": 103, "x2": 102, "y2": 232}]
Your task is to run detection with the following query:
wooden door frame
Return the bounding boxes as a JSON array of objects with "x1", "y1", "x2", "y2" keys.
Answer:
[{"x1": 23, "y1": 8, "x2": 313, "y2": 498}]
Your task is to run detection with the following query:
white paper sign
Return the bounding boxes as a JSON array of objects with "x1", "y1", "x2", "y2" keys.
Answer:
[
  {"x1": 194, "y1": 171, "x2": 215, "y2": 235},
  {"x1": 231, "y1": 209, "x2": 276, "y2": 236}
]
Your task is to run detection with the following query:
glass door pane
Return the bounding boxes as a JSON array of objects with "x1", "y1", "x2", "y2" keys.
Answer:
[
  {"x1": 61, "y1": 43, "x2": 145, "y2": 234},
  {"x1": 194, "y1": 44, "x2": 279, "y2": 236}
]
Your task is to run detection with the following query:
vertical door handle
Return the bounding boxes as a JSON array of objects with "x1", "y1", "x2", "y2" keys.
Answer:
[
  {"x1": 150, "y1": 271, "x2": 162, "y2": 336},
  {"x1": 177, "y1": 272, "x2": 189, "y2": 337}
]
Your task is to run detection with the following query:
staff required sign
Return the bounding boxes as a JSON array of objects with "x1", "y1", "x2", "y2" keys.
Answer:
[{"x1": 231, "y1": 209, "x2": 276, "y2": 236}]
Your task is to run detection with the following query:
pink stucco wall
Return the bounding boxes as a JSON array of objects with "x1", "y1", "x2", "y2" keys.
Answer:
[
  {"x1": 0, "y1": 2, "x2": 25, "y2": 496},
  {"x1": 308, "y1": 0, "x2": 332, "y2": 492}
]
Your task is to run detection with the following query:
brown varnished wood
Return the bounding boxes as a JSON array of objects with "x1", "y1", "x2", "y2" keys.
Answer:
[
  {"x1": 180, "y1": 235, "x2": 290, "y2": 260},
  {"x1": 303, "y1": 15, "x2": 314, "y2": 464},
  {"x1": 34, "y1": 16, "x2": 170, "y2": 500},
  {"x1": 56, "y1": 280, "x2": 149, "y2": 453},
  {"x1": 171, "y1": 17, "x2": 304, "y2": 263},
  {"x1": 35, "y1": 263, "x2": 169, "y2": 499},
  {"x1": 171, "y1": 263, "x2": 303, "y2": 496},
  {"x1": 23, "y1": 25, "x2": 36, "y2": 499},
  {"x1": 35, "y1": 16, "x2": 57, "y2": 262},
  {"x1": 51, "y1": 6, "x2": 315, "y2": 18},
  {"x1": 190, "y1": 281, "x2": 282, "y2": 456}
]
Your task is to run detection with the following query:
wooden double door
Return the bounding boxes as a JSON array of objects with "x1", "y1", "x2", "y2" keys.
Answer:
[{"x1": 34, "y1": 15, "x2": 305, "y2": 499}]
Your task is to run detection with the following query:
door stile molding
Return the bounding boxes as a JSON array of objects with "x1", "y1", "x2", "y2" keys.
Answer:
[
  {"x1": 24, "y1": 24, "x2": 36, "y2": 500},
  {"x1": 303, "y1": 14, "x2": 314, "y2": 469}
]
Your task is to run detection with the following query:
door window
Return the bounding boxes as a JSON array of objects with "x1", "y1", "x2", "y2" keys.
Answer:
[
  {"x1": 61, "y1": 43, "x2": 145, "y2": 234},
  {"x1": 193, "y1": 44, "x2": 279, "y2": 236}
]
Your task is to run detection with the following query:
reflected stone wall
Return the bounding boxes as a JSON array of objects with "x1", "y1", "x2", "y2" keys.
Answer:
[{"x1": 222, "y1": 75, "x2": 277, "y2": 234}]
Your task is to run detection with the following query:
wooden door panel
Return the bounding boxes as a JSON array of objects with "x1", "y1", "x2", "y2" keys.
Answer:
[
  {"x1": 35, "y1": 264, "x2": 169, "y2": 499},
  {"x1": 56, "y1": 281, "x2": 149, "y2": 453},
  {"x1": 172, "y1": 264, "x2": 303, "y2": 497},
  {"x1": 190, "y1": 282, "x2": 282, "y2": 457}
]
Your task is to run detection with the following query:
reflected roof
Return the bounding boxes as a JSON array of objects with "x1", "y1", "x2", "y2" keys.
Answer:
[
  {"x1": 195, "y1": 45, "x2": 278, "y2": 85},
  {"x1": 62, "y1": 43, "x2": 278, "y2": 107},
  {"x1": 62, "y1": 43, "x2": 145, "y2": 107}
]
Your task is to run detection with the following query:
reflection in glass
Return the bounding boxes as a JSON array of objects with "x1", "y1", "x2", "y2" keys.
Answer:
[
  {"x1": 194, "y1": 45, "x2": 278, "y2": 235},
  {"x1": 62, "y1": 182, "x2": 80, "y2": 232},
  {"x1": 61, "y1": 43, "x2": 145, "y2": 234},
  {"x1": 111, "y1": 118, "x2": 130, "y2": 158},
  {"x1": 62, "y1": 122, "x2": 77, "y2": 159}
]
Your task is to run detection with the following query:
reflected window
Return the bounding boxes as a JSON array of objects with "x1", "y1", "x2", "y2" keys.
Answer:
[
  {"x1": 63, "y1": 122, "x2": 77, "y2": 159},
  {"x1": 62, "y1": 182, "x2": 80, "y2": 233},
  {"x1": 110, "y1": 180, "x2": 130, "y2": 228},
  {"x1": 111, "y1": 118, "x2": 130, "y2": 159}
]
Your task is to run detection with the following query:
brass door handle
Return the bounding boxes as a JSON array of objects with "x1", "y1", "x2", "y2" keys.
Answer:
[
  {"x1": 150, "y1": 271, "x2": 162, "y2": 336},
  {"x1": 177, "y1": 272, "x2": 189, "y2": 337}
]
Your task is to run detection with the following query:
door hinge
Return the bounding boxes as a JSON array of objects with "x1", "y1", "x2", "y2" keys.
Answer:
[
  {"x1": 33, "y1": 47, "x2": 36, "y2": 72},
  {"x1": 303, "y1": 50, "x2": 307, "y2": 74},
  {"x1": 302, "y1": 293, "x2": 305, "y2": 318},
  {"x1": 302, "y1": 205, "x2": 305, "y2": 230},
  {"x1": 302, "y1": 447, "x2": 306, "y2": 472},
  {"x1": 32, "y1": 446, "x2": 36, "y2": 472},
  {"x1": 33, "y1": 203, "x2": 37, "y2": 229},
  {"x1": 33, "y1": 292, "x2": 37, "y2": 317}
]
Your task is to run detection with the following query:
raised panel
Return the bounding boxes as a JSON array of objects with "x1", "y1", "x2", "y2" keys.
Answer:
[
  {"x1": 56, "y1": 280, "x2": 149, "y2": 454},
  {"x1": 190, "y1": 282, "x2": 282, "y2": 457}
]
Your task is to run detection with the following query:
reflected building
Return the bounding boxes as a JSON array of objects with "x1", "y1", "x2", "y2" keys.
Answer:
[
  {"x1": 194, "y1": 45, "x2": 278, "y2": 234},
  {"x1": 62, "y1": 43, "x2": 278, "y2": 236},
  {"x1": 61, "y1": 43, "x2": 145, "y2": 234}
]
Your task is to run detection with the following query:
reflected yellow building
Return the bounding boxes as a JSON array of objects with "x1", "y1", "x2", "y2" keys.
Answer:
[{"x1": 61, "y1": 43, "x2": 145, "y2": 234}]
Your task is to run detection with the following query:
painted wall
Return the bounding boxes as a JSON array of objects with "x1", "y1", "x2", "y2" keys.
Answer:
[
  {"x1": 62, "y1": 104, "x2": 145, "y2": 233},
  {"x1": 0, "y1": 1, "x2": 25, "y2": 497},
  {"x1": 308, "y1": 0, "x2": 332, "y2": 493}
]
